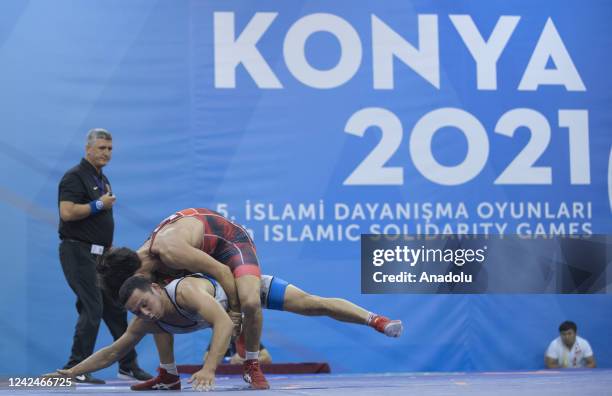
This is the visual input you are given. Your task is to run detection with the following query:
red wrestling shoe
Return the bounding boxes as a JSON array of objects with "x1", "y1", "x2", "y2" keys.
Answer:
[
  {"x1": 370, "y1": 315, "x2": 403, "y2": 337},
  {"x1": 243, "y1": 359, "x2": 269, "y2": 389},
  {"x1": 130, "y1": 368, "x2": 181, "y2": 391}
]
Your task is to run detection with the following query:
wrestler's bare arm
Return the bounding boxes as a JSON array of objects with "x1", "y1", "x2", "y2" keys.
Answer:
[
  {"x1": 176, "y1": 278, "x2": 234, "y2": 390},
  {"x1": 57, "y1": 319, "x2": 159, "y2": 377}
]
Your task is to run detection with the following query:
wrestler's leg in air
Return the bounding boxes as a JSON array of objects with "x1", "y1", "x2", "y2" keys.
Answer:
[{"x1": 281, "y1": 283, "x2": 403, "y2": 338}]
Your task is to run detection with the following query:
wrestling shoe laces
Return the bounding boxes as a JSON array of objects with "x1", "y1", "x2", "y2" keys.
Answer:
[
  {"x1": 130, "y1": 367, "x2": 181, "y2": 391},
  {"x1": 243, "y1": 359, "x2": 269, "y2": 390},
  {"x1": 371, "y1": 315, "x2": 403, "y2": 337}
]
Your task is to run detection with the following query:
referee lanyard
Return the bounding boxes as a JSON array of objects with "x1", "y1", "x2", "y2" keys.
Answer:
[{"x1": 92, "y1": 175, "x2": 107, "y2": 194}]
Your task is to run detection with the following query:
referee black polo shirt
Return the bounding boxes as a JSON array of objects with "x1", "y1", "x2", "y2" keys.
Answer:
[{"x1": 58, "y1": 158, "x2": 114, "y2": 247}]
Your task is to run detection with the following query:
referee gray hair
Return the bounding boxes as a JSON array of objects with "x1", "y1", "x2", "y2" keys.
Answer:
[{"x1": 86, "y1": 128, "x2": 112, "y2": 146}]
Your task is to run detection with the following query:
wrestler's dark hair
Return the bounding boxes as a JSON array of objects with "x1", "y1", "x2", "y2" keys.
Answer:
[
  {"x1": 118, "y1": 275, "x2": 153, "y2": 307},
  {"x1": 559, "y1": 321, "x2": 577, "y2": 333},
  {"x1": 97, "y1": 247, "x2": 142, "y2": 299}
]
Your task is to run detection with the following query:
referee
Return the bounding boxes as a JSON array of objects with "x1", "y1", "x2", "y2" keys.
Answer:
[{"x1": 58, "y1": 128, "x2": 151, "y2": 383}]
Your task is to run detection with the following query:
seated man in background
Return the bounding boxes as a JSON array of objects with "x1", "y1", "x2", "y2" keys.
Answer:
[{"x1": 545, "y1": 320, "x2": 596, "y2": 368}]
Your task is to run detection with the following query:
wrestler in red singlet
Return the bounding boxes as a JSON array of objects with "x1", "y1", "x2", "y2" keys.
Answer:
[{"x1": 148, "y1": 208, "x2": 261, "y2": 278}]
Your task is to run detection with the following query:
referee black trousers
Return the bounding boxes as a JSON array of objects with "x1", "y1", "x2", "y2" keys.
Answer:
[{"x1": 59, "y1": 240, "x2": 137, "y2": 369}]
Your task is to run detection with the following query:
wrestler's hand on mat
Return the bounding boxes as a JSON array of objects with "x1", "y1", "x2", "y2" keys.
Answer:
[
  {"x1": 42, "y1": 369, "x2": 73, "y2": 378},
  {"x1": 188, "y1": 368, "x2": 215, "y2": 392},
  {"x1": 57, "y1": 369, "x2": 75, "y2": 377},
  {"x1": 229, "y1": 310, "x2": 242, "y2": 336},
  {"x1": 41, "y1": 372, "x2": 62, "y2": 378}
]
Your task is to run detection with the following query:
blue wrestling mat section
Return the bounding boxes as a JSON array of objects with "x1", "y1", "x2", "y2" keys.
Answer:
[{"x1": 1, "y1": 370, "x2": 611, "y2": 395}]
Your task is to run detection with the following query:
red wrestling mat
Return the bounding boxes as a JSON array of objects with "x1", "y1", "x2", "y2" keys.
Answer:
[{"x1": 178, "y1": 362, "x2": 331, "y2": 375}]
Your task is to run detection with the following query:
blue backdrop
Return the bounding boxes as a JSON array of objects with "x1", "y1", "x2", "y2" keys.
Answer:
[{"x1": 1, "y1": 0, "x2": 611, "y2": 376}]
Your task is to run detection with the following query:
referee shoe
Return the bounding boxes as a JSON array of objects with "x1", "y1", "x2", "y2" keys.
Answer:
[
  {"x1": 118, "y1": 365, "x2": 153, "y2": 381},
  {"x1": 74, "y1": 373, "x2": 106, "y2": 384}
]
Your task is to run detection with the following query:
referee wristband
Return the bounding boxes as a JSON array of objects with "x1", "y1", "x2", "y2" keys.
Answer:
[{"x1": 89, "y1": 200, "x2": 104, "y2": 215}]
